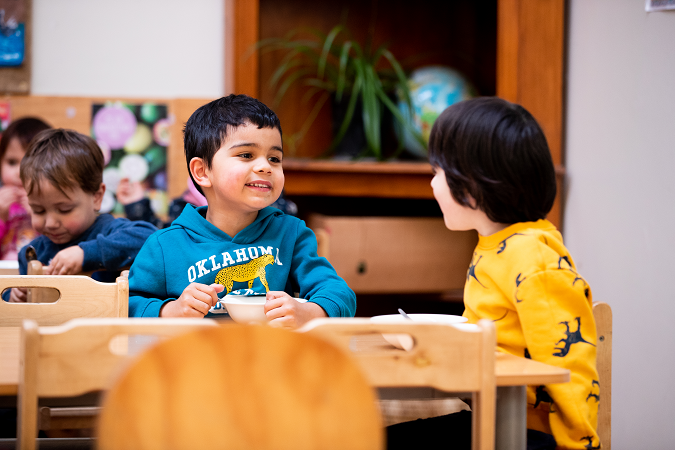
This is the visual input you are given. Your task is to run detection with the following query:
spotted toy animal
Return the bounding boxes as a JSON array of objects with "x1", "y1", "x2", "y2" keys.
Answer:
[{"x1": 214, "y1": 254, "x2": 275, "y2": 294}]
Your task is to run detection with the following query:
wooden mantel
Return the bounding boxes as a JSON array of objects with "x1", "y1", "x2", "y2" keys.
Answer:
[{"x1": 282, "y1": 159, "x2": 435, "y2": 199}]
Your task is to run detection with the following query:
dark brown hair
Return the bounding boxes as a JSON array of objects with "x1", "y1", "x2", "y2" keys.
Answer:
[
  {"x1": 184, "y1": 94, "x2": 282, "y2": 195},
  {"x1": 20, "y1": 129, "x2": 104, "y2": 196},
  {"x1": 428, "y1": 97, "x2": 556, "y2": 224},
  {"x1": 0, "y1": 117, "x2": 51, "y2": 176}
]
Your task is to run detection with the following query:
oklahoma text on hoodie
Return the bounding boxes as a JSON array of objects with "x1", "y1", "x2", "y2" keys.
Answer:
[
  {"x1": 463, "y1": 219, "x2": 599, "y2": 449},
  {"x1": 128, "y1": 205, "x2": 356, "y2": 318}
]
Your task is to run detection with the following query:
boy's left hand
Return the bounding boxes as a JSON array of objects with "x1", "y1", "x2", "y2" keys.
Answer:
[
  {"x1": 264, "y1": 291, "x2": 327, "y2": 329},
  {"x1": 44, "y1": 246, "x2": 85, "y2": 275}
]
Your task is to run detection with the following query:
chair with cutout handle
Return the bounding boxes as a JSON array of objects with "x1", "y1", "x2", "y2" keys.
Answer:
[
  {"x1": 299, "y1": 318, "x2": 497, "y2": 450},
  {"x1": 593, "y1": 302, "x2": 612, "y2": 450},
  {"x1": 17, "y1": 317, "x2": 217, "y2": 450}
]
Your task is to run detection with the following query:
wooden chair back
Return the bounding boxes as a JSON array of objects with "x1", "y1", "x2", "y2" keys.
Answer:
[
  {"x1": 97, "y1": 324, "x2": 383, "y2": 450},
  {"x1": 299, "y1": 318, "x2": 496, "y2": 450},
  {"x1": 26, "y1": 261, "x2": 131, "y2": 303},
  {"x1": 18, "y1": 318, "x2": 217, "y2": 450},
  {"x1": 0, "y1": 275, "x2": 128, "y2": 326},
  {"x1": 593, "y1": 302, "x2": 612, "y2": 450}
]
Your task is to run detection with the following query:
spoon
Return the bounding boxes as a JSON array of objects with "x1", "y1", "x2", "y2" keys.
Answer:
[{"x1": 398, "y1": 308, "x2": 412, "y2": 320}]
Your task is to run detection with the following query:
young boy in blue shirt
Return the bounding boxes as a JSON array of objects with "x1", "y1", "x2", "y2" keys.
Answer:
[
  {"x1": 8, "y1": 129, "x2": 157, "y2": 302},
  {"x1": 387, "y1": 97, "x2": 599, "y2": 450},
  {"x1": 128, "y1": 94, "x2": 356, "y2": 326}
]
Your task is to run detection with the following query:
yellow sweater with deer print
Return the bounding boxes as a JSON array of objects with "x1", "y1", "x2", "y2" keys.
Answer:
[{"x1": 462, "y1": 220, "x2": 600, "y2": 450}]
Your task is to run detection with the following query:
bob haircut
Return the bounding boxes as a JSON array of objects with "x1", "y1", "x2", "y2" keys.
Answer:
[
  {"x1": 20, "y1": 129, "x2": 104, "y2": 197},
  {"x1": 183, "y1": 94, "x2": 282, "y2": 195},
  {"x1": 428, "y1": 97, "x2": 556, "y2": 224},
  {"x1": 0, "y1": 117, "x2": 51, "y2": 176}
]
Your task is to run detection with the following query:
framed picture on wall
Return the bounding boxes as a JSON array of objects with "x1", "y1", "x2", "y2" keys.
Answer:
[{"x1": 0, "y1": 0, "x2": 31, "y2": 93}]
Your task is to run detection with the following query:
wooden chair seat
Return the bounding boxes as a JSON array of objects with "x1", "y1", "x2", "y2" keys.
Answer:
[{"x1": 97, "y1": 324, "x2": 384, "y2": 450}]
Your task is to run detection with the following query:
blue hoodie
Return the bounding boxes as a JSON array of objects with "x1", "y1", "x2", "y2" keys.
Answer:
[
  {"x1": 18, "y1": 214, "x2": 157, "y2": 282},
  {"x1": 128, "y1": 205, "x2": 356, "y2": 318}
]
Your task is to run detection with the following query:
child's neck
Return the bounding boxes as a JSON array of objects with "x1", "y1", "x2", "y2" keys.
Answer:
[
  {"x1": 475, "y1": 217, "x2": 510, "y2": 237},
  {"x1": 206, "y1": 207, "x2": 259, "y2": 238}
]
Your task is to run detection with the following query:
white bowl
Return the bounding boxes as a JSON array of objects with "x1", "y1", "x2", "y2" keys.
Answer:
[
  {"x1": 220, "y1": 295, "x2": 308, "y2": 324},
  {"x1": 220, "y1": 295, "x2": 267, "y2": 324},
  {"x1": 370, "y1": 314, "x2": 469, "y2": 350}
]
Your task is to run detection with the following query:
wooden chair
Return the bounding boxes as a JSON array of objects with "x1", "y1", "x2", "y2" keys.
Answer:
[
  {"x1": 97, "y1": 324, "x2": 384, "y2": 450},
  {"x1": 0, "y1": 275, "x2": 128, "y2": 326},
  {"x1": 299, "y1": 318, "x2": 497, "y2": 450},
  {"x1": 18, "y1": 318, "x2": 217, "y2": 450},
  {"x1": 593, "y1": 302, "x2": 612, "y2": 450}
]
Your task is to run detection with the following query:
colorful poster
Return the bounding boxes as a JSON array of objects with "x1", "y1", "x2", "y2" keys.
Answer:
[
  {"x1": 91, "y1": 101, "x2": 172, "y2": 217},
  {"x1": 0, "y1": 0, "x2": 26, "y2": 66}
]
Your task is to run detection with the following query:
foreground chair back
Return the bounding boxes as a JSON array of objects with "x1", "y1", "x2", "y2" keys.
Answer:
[
  {"x1": 299, "y1": 318, "x2": 496, "y2": 450},
  {"x1": 0, "y1": 275, "x2": 128, "y2": 326},
  {"x1": 18, "y1": 318, "x2": 216, "y2": 450},
  {"x1": 593, "y1": 302, "x2": 612, "y2": 450},
  {"x1": 97, "y1": 324, "x2": 383, "y2": 450}
]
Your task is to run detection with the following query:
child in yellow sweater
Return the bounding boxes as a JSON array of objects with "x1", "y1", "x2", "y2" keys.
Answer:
[{"x1": 387, "y1": 97, "x2": 599, "y2": 450}]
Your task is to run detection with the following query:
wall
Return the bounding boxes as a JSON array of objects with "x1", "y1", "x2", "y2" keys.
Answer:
[
  {"x1": 565, "y1": 1, "x2": 675, "y2": 448},
  {"x1": 31, "y1": 0, "x2": 224, "y2": 98},
  {"x1": 25, "y1": 0, "x2": 675, "y2": 446}
]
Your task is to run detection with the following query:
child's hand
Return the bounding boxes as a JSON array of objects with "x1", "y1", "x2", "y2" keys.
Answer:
[
  {"x1": 0, "y1": 186, "x2": 19, "y2": 220},
  {"x1": 44, "y1": 246, "x2": 85, "y2": 275},
  {"x1": 116, "y1": 178, "x2": 145, "y2": 205},
  {"x1": 9, "y1": 287, "x2": 27, "y2": 303},
  {"x1": 264, "y1": 291, "x2": 328, "y2": 329},
  {"x1": 16, "y1": 189, "x2": 29, "y2": 212},
  {"x1": 160, "y1": 283, "x2": 224, "y2": 318}
]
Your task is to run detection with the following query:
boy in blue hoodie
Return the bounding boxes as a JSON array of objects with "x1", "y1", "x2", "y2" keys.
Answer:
[
  {"x1": 128, "y1": 94, "x2": 356, "y2": 327},
  {"x1": 7, "y1": 129, "x2": 157, "y2": 302}
]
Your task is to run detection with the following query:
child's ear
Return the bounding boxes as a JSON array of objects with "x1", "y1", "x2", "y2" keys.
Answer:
[
  {"x1": 93, "y1": 183, "x2": 106, "y2": 211},
  {"x1": 189, "y1": 157, "x2": 212, "y2": 190}
]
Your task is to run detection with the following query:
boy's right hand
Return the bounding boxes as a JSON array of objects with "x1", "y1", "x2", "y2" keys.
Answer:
[{"x1": 159, "y1": 283, "x2": 224, "y2": 318}]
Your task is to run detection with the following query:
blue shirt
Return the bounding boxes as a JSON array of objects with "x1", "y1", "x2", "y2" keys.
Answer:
[{"x1": 128, "y1": 205, "x2": 356, "y2": 318}]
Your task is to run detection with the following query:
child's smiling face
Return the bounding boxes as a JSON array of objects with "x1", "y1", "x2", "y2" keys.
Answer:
[
  {"x1": 200, "y1": 122, "x2": 284, "y2": 216},
  {"x1": 27, "y1": 180, "x2": 104, "y2": 244}
]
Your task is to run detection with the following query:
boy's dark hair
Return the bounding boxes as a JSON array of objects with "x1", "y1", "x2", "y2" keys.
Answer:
[
  {"x1": 183, "y1": 94, "x2": 282, "y2": 195},
  {"x1": 20, "y1": 129, "x2": 104, "y2": 197},
  {"x1": 0, "y1": 117, "x2": 51, "y2": 175},
  {"x1": 428, "y1": 97, "x2": 556, "y2": 224}
]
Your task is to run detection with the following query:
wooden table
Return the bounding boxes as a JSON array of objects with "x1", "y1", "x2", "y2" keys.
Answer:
[{"x1": 1, "y1": 327, "x2": 569, "y2": 450}]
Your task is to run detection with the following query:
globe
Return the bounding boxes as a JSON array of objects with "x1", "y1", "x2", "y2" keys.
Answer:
[{"x1": 398, "y1": 66, "x2": 475, "y2": 157}]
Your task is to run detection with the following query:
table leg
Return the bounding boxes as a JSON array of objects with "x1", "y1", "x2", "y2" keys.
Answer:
[{"x1": 496, "y1": 386, "x2": 526, "y2": 450}]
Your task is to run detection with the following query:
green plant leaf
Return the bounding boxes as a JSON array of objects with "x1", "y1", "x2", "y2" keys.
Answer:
[
  {"x1": 274, "y1": 68, "x2": 315, "y2": 105},
  {"x1": 330, "y1": 76, "x2": 362, "y2": 152},
  {"x1": 361, "y1": 64, "x2": 382, "y2": 157},
  {"x1": 336, "y1": 41, "x2": 354, "y2": 101},
  {"x1": 318, "y1": 25, "x2": 344, "y2": 79}
]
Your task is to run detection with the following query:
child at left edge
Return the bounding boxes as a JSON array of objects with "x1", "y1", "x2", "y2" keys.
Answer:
[
  {"x1": 127, "y1": 94, "x2": 356, "y2": 327},
  {"x1": 8, "y1": 129, "x2": 157, "y2": 302}
]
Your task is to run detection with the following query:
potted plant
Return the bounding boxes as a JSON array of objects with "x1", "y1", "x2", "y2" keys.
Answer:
[{"x1": 257, "y1": 25, "x2": 423, "y2": 160}]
